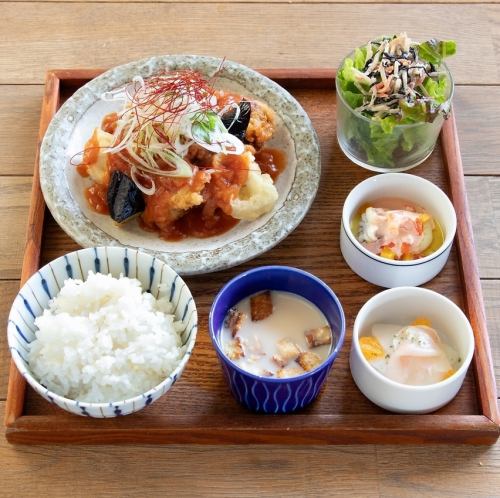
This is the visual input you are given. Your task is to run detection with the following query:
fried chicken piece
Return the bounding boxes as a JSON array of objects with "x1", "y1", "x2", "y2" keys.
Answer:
[
  {"x1": 250, "y1": 291, "x2": 273, "y2": 321},
  {"x1": 245, "y1": 101, "x2": 275, "y2": 149},
  {"x1": 296, "y1": 352, "x2": 322, "y2": 372},
  {"x1": 141, "y1": 168, "x2": 211, "y2": 230},
  {"x1": 305, "y1": 326, "x2": 332, "y2": 348}
]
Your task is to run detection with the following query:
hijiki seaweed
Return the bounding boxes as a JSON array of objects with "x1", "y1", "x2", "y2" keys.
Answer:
[{"x1": 350, "y1": 32, "x2": 453, "y2": 120}]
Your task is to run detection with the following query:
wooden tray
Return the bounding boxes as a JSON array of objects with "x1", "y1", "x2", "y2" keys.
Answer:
[{"x1": 4, "y1": 68, "x2": 499, "y2": 444}]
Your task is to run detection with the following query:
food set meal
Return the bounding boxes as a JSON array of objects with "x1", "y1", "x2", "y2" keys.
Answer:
[{"x1": 8, "y1": 33, "x2": 476, "y2": 419}]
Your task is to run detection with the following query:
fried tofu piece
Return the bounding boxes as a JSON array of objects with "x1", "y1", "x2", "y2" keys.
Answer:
[
  {"x1": 272, "y1": 338, "x2": 301, "y2": 368},
  {"x1": 226, "y1": 337, "x2": 244, "y2": 360},
  {"x1": 250, "y1": 291, "x2": 273, "y2": 321},
  {"x1": 276, "y1": 366, "x2": 305, "y2": 379},
  {"x1": 296, "y1": 351, "x2": 321, "y2": 372},
  {"x1": 225, "y1": 307, "x2": 245, "y2": 337},
  {"x1": 305, "y1": 326, "x2": 332, "y2": 348}
]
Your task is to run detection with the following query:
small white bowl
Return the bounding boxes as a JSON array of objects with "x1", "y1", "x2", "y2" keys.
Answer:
[
  {"x1": 340, "y1": 173, "x2": 457, "y2": 288},
  {"x1": 7, "y1": 246, "x2": 197, "y2": 418},
  {"x1": 350, "y1": 287, "x2": 474, "y2": 413}
]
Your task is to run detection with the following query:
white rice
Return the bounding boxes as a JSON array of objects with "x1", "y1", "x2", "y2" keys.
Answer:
[{"x1": 28, "y1": 271, "x2": 184, "y2": 403}]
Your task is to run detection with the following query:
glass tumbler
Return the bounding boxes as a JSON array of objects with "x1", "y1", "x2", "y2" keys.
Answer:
[{"x1": 336, "y1": 58, "x2": 454, "y2": 172}]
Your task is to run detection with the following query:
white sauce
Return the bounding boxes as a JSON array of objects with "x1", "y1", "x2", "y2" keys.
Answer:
[{"x1": 221, "y1": 291, "x2": 331, "y2": 377}]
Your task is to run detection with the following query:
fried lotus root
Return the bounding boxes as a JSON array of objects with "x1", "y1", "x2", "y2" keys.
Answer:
[
  {"x1": 305, "y1": 326, "x2": 332, "y2": 348},
  {"x1": 250, "y1": 291, "x2": 273, "y2": 321},
  {"x1": 225, "y1": 308, "x2": 246, "y2": 337},
  {"x1": 296, "y1": 351, "x2": 321, "y2": 371}
]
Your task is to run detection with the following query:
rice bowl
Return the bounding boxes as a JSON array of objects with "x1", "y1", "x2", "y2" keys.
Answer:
[{"x1": 8, "y1": 246, "x2": 197, "y2": 417}]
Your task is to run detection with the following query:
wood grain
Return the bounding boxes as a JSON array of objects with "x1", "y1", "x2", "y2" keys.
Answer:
[
  {"x1": 376, "y1": 442, "x2": 500, "y2": 498},
  {"x1": 0, "y1": 401, "x2": 498, "y2": 498},
  {"x1": 454, "y1": 87, "x2": 500, "y2": 176},
  {"x1": 10, "y1": 0, "x2": 500, "y2": 3},
  {"x1": 0, "y1": 177, "x2": 33, "y2": 279},
  {"x1": 0, "y1": 282, "x2": 19, "y2": 401},
  {"x1": 0, "y1": 3, "x2": 498, "y2": 84},
  {"x1": 0, "y1": 86, "x2": 44, "y2": 176},
  {"x1": 5, "y1": 71, "x2": 60, "y2": 427},
  {"x1": 483, "y1": 281, "x2": 500, "y2": 398},
  {"x1": 465, "y1": 177, "x2": 500, "y2": 280},
  {"x1": 442, "y1": 115, "x2": 498, "y2": 424}
]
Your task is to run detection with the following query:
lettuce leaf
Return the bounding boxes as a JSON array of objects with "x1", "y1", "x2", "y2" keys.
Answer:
[
  {"x1": 337, "y1": 58, "x2": 366, "y2": 109},
  {"x1": 422, "y1": 75, "x2": 449, "y2": 104},
  {"x1": 400, "y1": 101, "x2": 429, "y2": 123},
  {"x1": 339, "y1": 58, "x2": 372, "y2": 88},
  {"x1": 353, "y1": 47, "x2": 366, "y2": 70},
  {"x1": 417, "y1": 39, "x2": 456, "y2": 65}
]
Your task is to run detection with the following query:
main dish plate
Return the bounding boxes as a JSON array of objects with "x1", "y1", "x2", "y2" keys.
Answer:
[{"x1": 39, "y1": 56, "x2": 320, "y2": 275}]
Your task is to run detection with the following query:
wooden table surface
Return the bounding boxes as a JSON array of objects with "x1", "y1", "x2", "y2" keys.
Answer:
[{"x1": 1, "y1": 1, "x2": 499, "y2": 496}]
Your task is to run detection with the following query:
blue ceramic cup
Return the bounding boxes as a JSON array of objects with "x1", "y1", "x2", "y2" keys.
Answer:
[{"x1": 209, "y1": 266, "x2": 346, "y2": 413}]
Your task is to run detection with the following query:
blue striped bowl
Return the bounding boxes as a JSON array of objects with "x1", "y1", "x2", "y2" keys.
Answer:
[
  {"x1": 7, "y1": 246, "x2": 197, "y2": 418},
  {"x1": 209, "y1": 266, "x2": 346, "y2": 413}
]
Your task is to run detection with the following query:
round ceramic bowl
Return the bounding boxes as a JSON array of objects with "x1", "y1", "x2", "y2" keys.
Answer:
[
  {"x1": 7, "y1": 246, "x2": 197, "y2": 418},
  {"x1": 209, "y1": 266, "x2": 346, "y2": 413},
  {"x1": 350, "y1": 287, "x2": 474, "y2": 413},
  {"x1": 340, "y1": 173, "x2": 457, "y2": 288}
]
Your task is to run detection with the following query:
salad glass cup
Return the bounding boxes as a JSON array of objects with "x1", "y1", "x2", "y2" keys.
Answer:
[{"x1": 336, "y1": 56, "x2": 454, "y2": 172}]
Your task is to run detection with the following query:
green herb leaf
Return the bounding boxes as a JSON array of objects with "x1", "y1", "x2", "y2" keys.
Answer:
[{"x1": 191, "y1": 111, "x2": 226, "y2": 142}]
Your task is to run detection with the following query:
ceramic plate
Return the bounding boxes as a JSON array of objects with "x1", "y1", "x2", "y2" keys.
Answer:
[{"x1": 40, "y1": 55, "x2": 321, "y2": 275}]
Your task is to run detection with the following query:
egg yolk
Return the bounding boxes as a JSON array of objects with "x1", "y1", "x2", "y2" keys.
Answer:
[
  {"x1": 442, "y1": 369, "x2": 455, "y2": 380},
  {"x1": 412, "y1": 316, "x2": 432, "y2": 327},
  {"x1": 359, "y1": 336, "x2": 385, "y2": 361}
]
